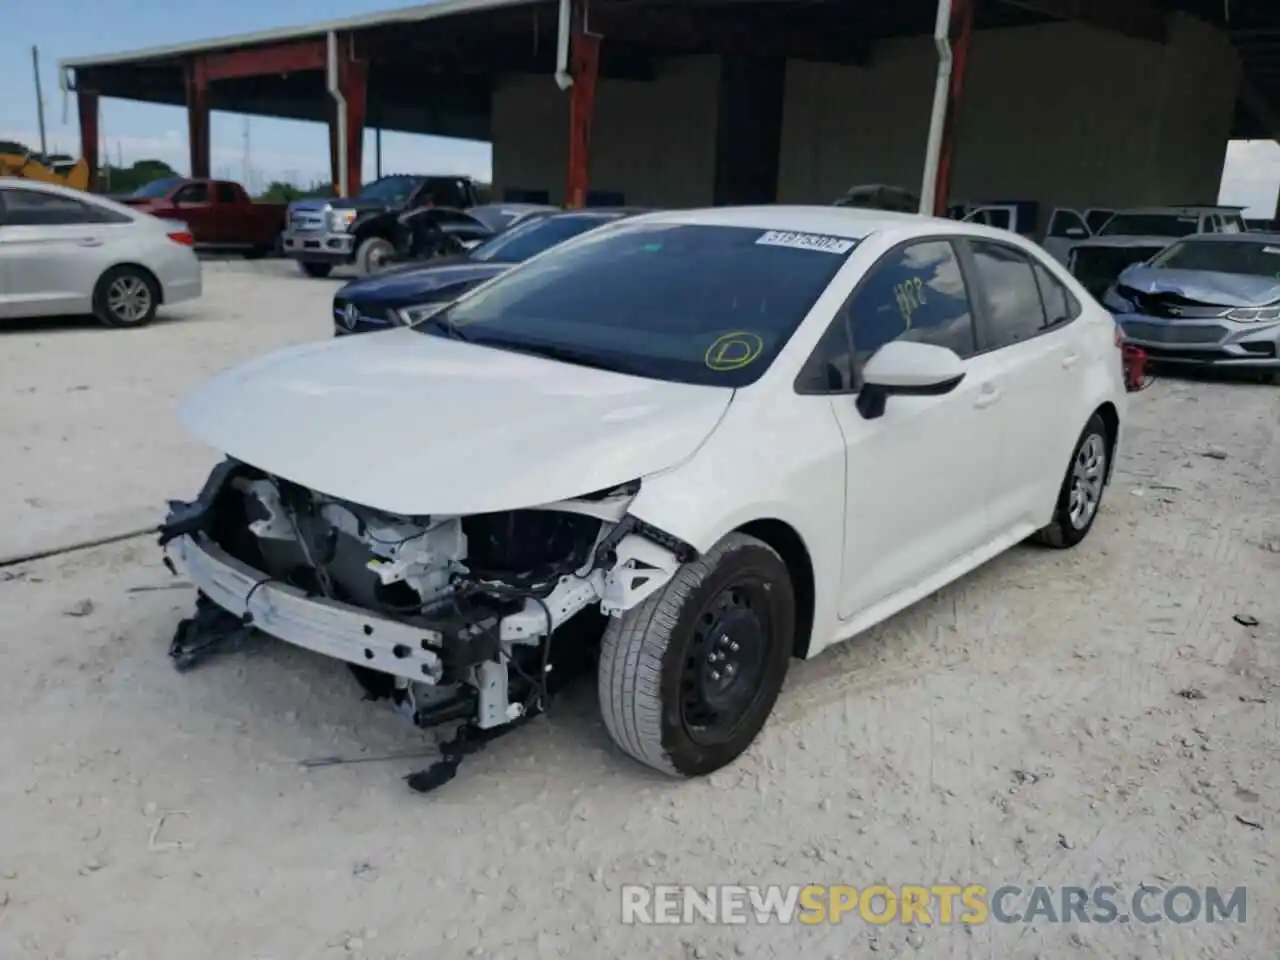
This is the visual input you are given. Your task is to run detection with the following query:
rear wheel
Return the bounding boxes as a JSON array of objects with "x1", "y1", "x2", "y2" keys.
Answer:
[
  {"x1": 299, "y1": 262, "x2": 333, "y2": 279},
  {"x1": 355, "y1": 237, "x2": 395, "y2": 276},
  {"x1": 597, "y1": 532, "x2": 794, "y2": 777},
  {"x1": 93, "y1": 266, "x2": 159, "y2": 328},
  {"x1": 1034, "y1": 412, "x2": 1110, "y2": 549}
]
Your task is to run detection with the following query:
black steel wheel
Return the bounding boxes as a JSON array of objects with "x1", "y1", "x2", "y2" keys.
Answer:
[{"x1": 598, "y1": 532, "x2": 795, "y2": 777}]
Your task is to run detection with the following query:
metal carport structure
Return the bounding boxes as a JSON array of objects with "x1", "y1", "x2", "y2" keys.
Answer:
[{"x1": 59, "y1": 0, "x2": 1280, "y2": 212}]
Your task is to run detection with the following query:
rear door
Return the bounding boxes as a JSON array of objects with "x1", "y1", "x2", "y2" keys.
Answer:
[
  {"x1": 1043, "y1": 208, "x2": 1092, "y2": 264},
  {"x1": 958, "y1": 238, "x2": 1089, "y2": 535}
]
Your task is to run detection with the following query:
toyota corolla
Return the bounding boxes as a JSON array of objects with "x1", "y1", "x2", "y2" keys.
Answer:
[{"x1": 159, "y1": 206, "x2": 1126, "y2": 791}]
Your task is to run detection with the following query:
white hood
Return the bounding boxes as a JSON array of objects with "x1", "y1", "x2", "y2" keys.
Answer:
[{"x1": 180, "y1": 328, "x2": 733, "y2": 516}]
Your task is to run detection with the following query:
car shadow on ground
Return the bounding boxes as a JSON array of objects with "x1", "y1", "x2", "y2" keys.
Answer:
[{"x1": 0, "y1": 308, "x2": 208, "y2": 336}]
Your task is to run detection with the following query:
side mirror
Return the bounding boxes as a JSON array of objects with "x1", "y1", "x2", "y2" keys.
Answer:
[{"x1": 856, "y1": 341, "x2": 966, "y2": 420}]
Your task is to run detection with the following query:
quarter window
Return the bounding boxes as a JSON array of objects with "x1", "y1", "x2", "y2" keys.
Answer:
[
  {"x1": 968, "y1": 241, "x2": 1049, "y2": 349},
  {"x1": 1031, "y1": 262, "x2": 1079, "y2": 329},
  {"x1": 215, "y1": 182, "x2": 238, "y2": 204}
]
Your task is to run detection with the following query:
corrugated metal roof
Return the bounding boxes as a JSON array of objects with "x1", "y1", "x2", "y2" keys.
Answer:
[{"x1": 59, "y1": 0, "x2": 539, "y2": 71}]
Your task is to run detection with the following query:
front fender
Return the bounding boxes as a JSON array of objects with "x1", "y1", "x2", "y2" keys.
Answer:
[{"x1": 624, "y1": 390, "x2": 847, "y2": 654}]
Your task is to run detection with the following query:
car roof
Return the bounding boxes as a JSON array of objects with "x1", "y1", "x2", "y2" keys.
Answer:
[
  {"x1": 1112, "y1": 205, "x2": 1244, "y2": 215},
  {"x1": 629, "y1": 204, "x2": 946, "y2": 240},
  {"x1": 1180, "y1": 231, "x2": 1280, "y2": 243}
]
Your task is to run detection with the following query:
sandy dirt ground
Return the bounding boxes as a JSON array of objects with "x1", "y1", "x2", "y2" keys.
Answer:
[{"x1": 1, "y1": 264, "x2": 1277, "y2": 959}]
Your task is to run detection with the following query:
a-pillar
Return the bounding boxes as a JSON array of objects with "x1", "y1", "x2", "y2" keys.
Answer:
[
  {"x1": 328, "y1": 40, "x2": 368, "y2": 198},
  {"x1": 932, "y1": 0, "x2": 975, "y2": 216},
  {"x1": 564, "y1": 1, "x2": 601, "y2": 209},
  {"x1": 76, "y1": 87, "x2": 100, "y2": 192},
  {"x1": 185, "y1": 58, "x2": 211, "y2": 179}
]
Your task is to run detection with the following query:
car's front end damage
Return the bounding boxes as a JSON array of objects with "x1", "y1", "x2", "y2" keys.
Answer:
[{"x1": 159, "y1": 454, "x2": 700, "y2": 791}]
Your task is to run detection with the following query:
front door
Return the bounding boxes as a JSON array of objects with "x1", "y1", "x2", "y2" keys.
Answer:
[
  {"x1": 1043, "y1": 208, "x2": 1092, "y2": 264},
  {"x1": 170, "y1": 181, "x2": 215, "y2": 244},
  {"x1": 825, "y1": 238, "x2": 1006, "y2": 620}
]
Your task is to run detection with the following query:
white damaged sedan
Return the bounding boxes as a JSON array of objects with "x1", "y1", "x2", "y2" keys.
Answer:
[{"x1": 161, "y1": 206, "x2": 1126, "y2": 791}]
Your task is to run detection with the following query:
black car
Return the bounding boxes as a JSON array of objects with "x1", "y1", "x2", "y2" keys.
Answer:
[{"x1": 332, "y1": 208, "x2": 646, "y2": 336}]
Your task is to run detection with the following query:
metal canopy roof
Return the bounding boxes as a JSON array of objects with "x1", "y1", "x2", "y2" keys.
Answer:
[{"x1": 59, "y1": 0, "x2": 1280, "y2": 143}]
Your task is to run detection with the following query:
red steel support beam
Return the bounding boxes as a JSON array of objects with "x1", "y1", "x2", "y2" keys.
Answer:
[
  {"x1": 341, "y1": 53, "x2": 368, "y2": 199},
  {"x1": 202, "y1": 39, "x2": 327, "y2": 83},
  {"x1": 564, "y1": 7, "x2": 601, "y2": 209},
  {"x1": 76, "y1": 87, "x2": 100, "y2": 192},
  {"x1": 933, "y1": 0, "x2": 975, "y2": 216},
  {"x1": 185, "y1": 58, "x2": 211, "y2": 179}
]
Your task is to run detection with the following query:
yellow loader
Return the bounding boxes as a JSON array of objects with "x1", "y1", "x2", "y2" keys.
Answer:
[{"x1": 0, "y1": 149, "x2": 91, "y2": 191}]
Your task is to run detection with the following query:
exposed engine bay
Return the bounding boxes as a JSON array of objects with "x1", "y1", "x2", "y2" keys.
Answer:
[{"x1": 158, "y1": 458, "x2": 694, "y2": 792}]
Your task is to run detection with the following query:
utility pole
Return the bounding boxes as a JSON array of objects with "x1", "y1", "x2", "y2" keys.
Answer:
[
  {"x1": 31, "y1": 46, "x2": 48, "y2": 156},
  {"x1": 242, "y1": 116, "x2": 251, "y2": 187}
]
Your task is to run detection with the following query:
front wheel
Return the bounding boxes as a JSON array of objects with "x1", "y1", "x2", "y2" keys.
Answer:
[
  {"x1": 1033, "y1": 412, "x2": 1110, "y2": 549},
  {"x1": 355, "y1": 236, "x2": 395, "y2": 276},
  {"x1": 597, "y1": 532, "x2": 795, "y2": 777}
]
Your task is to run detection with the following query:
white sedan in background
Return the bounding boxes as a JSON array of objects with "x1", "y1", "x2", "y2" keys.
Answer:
[
  {"x1": 0, "y1": 177, "x2": 201, "y2": 327},
  {"x1": 162, "y1": 206, "x2": 1126, "y2": 789}
]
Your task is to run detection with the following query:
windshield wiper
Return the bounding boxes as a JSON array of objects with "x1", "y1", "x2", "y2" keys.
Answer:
[
  {"x1": 495, "y1": 342, "x2": 642, "y2": 376},
  {"x1": 415, "y1": 315, "x2": 474, "y2": 343}
]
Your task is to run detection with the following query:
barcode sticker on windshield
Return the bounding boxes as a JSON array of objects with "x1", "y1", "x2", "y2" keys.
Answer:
[{"x1": 756, "y1": 230, "x2": 856, "y2": 255}]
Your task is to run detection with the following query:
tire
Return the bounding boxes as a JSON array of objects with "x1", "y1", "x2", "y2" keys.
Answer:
[
  {"x1": 355, "y1": 236, "x2": 395, "y2": 277},
  {"x1": 1033, "y1": 412, "x2": 1110, "y2": 549},
  {"x1": 92, "y1": 266, "x2": 159, "y2": 328},
  {"x1": 598, "y1": 532, "x2": 795, "y2": 777},
  {"x1": 243, "y1": 245, "x2": 269, "y2": 260},
  {"x1": 299, "y1": 262, "x2": 333, "y2": 279}
]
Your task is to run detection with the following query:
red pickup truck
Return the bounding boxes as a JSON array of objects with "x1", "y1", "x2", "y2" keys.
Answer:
[{"x1": 115, "y1": 178, "x2": 287, "y2": 258}]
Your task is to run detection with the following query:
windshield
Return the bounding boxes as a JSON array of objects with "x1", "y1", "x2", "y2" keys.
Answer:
[
  {"x1": 470, "y1": 213, "x2": 620, "y2": 263},
  {"x1": 357, "y1": 175, "x2": 421, "y2": 204},
  {"x1": 416, "y1": 222, "x2": 857, "y2": 387},
  {"x1": 130, "y1": 177, "x2": 184, "y2": 198},
  {"x1": 1149, "y1": 239, "x2": 1280, "y2": 278},
  {"x1": 1099, "y1": 213, "x2": 1200, "y2": 238}
]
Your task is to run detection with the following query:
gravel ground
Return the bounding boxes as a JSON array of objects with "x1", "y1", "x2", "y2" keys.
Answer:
[{"x1": 1, "y1": 264, "x2": 1277, "y2": 959}]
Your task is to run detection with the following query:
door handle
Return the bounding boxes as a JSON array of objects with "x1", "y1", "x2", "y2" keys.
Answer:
[
  {"x1": 974, "y1": 386, "x2": 1002, "y2": 409},
  {"x1": 1062, "y1": 352, "x2": 1081, "y2": 369},
  {"x1": 77, "y1": 237, "x2": 104, "y2": 247}
]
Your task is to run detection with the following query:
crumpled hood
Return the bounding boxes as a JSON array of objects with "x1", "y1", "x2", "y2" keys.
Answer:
[
  {"x1": 337, "y1": 260, "x2": 508, "y2": 306},
  {"x1": 179, "y1": 329, "x2": 733, "y2": 516},
  {"x1": 1117, "y1": 266, "x2": 1280, "y2": 307}
]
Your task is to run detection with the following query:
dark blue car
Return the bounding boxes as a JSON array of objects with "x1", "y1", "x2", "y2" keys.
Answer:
[{"x1": 332, "y1": 208, "x2": 644, "y2": 336}]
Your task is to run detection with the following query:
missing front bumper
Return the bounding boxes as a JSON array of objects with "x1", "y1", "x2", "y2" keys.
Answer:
[{"x1": 168, "y1": 533, "x2": 446, "y2": 685}]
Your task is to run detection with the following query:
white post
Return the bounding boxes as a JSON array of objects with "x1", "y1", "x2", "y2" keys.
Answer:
[{"x1": 919, "y1": 0, "x2": 954, "y2": 216}]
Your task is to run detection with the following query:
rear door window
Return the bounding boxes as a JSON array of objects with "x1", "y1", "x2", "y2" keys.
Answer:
[{"x1": 966, "y1": 240, "x2": 1050, "y2": 350}]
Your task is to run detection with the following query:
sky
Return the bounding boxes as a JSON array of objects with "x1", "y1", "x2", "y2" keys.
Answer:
[{"x1": 3, "y1": 0, "x2": 1279, "y2": 212}]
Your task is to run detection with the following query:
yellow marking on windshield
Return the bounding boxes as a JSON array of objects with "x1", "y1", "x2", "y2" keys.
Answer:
[{"x1": 705, "y1": 332, "x2": 765, "y2": 372}]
